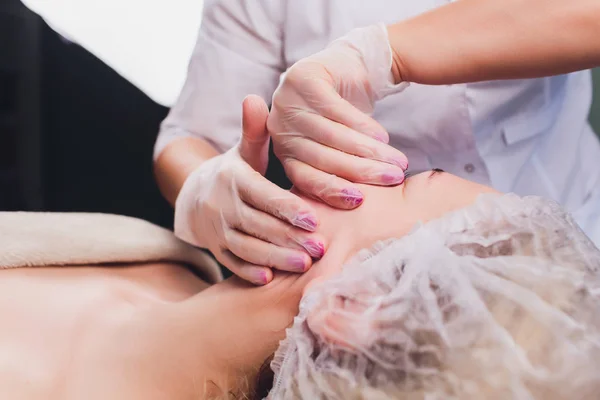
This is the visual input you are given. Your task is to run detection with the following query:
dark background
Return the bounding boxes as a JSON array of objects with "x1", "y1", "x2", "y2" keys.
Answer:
[
  {"x1": 1, "y1": 1, "x2": 600, "y2": 230},
  {"x1": 1, "y1": 1, "x2": 172, "y2": 227}
]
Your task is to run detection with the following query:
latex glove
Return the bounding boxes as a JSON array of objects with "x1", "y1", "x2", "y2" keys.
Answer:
[
  {"x1": 268, "y1": 23, "x2": 410, "y2": 209},
  {"x1": 175, "y1": 95, "x2": 325, "y2": 285}
]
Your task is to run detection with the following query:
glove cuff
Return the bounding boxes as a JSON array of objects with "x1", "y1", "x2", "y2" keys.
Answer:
[
  {"x1": 173, "y1": 158, "x2": 216, "y2": 246},
  {"x1": 335, "y1": 23, "x2": 410, "y2": 101}
]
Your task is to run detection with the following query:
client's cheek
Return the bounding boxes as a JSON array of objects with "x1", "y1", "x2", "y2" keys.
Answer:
[{"x1": 406, "y1": 173, "x2": 499, "y2": 216}]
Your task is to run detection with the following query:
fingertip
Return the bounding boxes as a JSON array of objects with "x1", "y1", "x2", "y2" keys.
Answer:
[
  {"x1": 236, "y1": 265, "x2": 273, "y2": 286},
  {"x1": 301, "y1": 237, "x2": 326, "y2": 259},
  {"x1": 249, "y1": 267, "x2": 273, "y2": 286},
  {"x1": 263, "y1": 268, "x2": 274, "y2": 284},
  {"x1": 385, "y1": 154, "x2": 409, "y2": 170},
  {"x1": 340, "y1": 187, "x2": 364, "y2": 209},
  {"x1": 243, "y1": 95, "x2": 269, "y2": 118},
  {"x1": 322, "y1": 188, "x2": 364, "y2": 210},
  {"x1": 373, "y1": 132, "x2": 390, "y2": 144},
  {"x1": 285, "y1": 252, "x2": 313, "y2": 273},
  {"x1": 368, "y1": 119, "x2": 390, "y2": 144},
  {"x1": 303, "y1": 255, "x2": 315, "y2": 271},
  {"x1": 292, "y1": 212, "x2": 319, "y2": 232},
  {"x1": 381, "y1": 168, "x2": 405, "y2": 186},
  {"x1": 242, "y1": 95, "x2": 269, "y2": 137}
]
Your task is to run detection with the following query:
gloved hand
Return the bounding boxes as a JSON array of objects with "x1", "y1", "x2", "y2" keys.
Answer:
[
  {"x1": 174, "y1": 95, "x2": 325, "y2": 285},
  {"x1": 268, "y1": 23, "x2": 410, "y2": 209}
]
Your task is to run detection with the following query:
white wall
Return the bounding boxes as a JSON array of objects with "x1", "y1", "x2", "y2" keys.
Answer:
[{"x1": 21, "y1": 0, "x2": 204, "y2": 106}]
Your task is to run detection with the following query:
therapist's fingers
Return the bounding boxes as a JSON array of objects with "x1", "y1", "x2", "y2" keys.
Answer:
[
  {"x1": 275, "y1": 112, "x2": 408, "y2": 170},
  {"x1": 276, "y1": 138, "x2": 405, "y2": 187},
  {"x1": 236, "y1": 170, "x2": 319, "y2": 232},
  {"x1": 278, "y1": 73, "x2": 390, "y2": 144},
  {"x1": 320, "y1": 95, "x2": 389, "y2": 142},
  {"x1": 225, "y1": 229, "x2": 312, "y2": 274},
  {"x1": 281, "y1": 158, "x2": 364, "y2": 210},
  {"x1": 233, "y1": 205, "x2": 326, "y2": 259},
  {"x1": 239, "y1": 94, "x2": 271, "y2": 175},
  {"x1": 215, "y1": 250, "x2": 273, "y2": 286}
]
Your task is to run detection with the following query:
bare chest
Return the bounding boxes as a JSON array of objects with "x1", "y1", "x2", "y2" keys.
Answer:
[{"x1": 0, "y1": 264, "x2": 207, "y2": 399}]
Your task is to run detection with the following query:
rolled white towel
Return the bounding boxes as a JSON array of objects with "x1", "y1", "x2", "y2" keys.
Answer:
[{"x1": 0, "y1": 212, "x2": 222, "y2": 284}]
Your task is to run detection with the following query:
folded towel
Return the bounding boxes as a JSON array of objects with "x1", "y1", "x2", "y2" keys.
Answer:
[{"x1": 0, "y1": 212, "x2": 222, "y2": 284}]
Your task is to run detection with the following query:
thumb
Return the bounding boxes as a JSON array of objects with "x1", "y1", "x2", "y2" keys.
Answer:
[{"x1": 240, "y1": 94, "x2": 270, "y2": 175}]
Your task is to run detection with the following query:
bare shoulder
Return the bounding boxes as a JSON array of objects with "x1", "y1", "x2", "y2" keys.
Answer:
[{"x1": 0, "y1": 262, "x2": 210, "y2": 399}]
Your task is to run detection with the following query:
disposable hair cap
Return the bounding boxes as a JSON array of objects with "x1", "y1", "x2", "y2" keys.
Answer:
[{"x1": 268, "y1": 193, "x2": 600, "y2": 399}]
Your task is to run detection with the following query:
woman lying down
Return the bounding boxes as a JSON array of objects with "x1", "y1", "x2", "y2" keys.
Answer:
[{"x1": 1, "y1": 170, "x2": 599, "y2": 400}]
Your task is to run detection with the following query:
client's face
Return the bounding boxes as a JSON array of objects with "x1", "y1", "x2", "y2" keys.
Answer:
[
  {"x1": 271, "y1": 186, "x2": 600, "y2": 400},
  {"x1": 294, "y1": 170, "x2": 498, "y2": 290}
]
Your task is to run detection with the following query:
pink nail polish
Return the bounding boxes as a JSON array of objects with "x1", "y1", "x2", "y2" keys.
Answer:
[
  {"x1": 303, "y1": 240, "x2": 325, "y2": 259},
  {"x1": 390, "y1": 157, "x2": 409, "y2": 170},
  {"x1": 289, "y1": 256, "x2": 308, "y2": 272},
  {"x1": 254, "y1": 270, "x2": 269, "y2": 285},
  {"x1": 382, "y1": 169, "x2": 405, "y2": 185},
  {"x1": 343, "y1": 195, "x2": 363, "y2": 208},
  {"x1": 341, "y1": 188, "x2": 364, "y2": 207},
  {"x1": 293, "y1": 213, "x2": 317, "y2": 231},
  {"x1": 349, "y1": 197, "x2": 363, "y2": 207},
  {"x1": 374, "y1": 132, "x2": 389, "y2": 144}
]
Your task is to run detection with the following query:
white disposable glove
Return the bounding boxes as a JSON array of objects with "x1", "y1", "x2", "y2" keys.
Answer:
[
  {"x1": 175, "y1": 95, "x2": 325, "y2": 285},
  {"x1": 268, "y1": 23, "x2": 410, "y2": 209}
]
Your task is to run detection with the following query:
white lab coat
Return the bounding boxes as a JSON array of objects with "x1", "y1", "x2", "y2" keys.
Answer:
[{"x1": 155, "y1": 0, "x2": 600, "y2": 246}]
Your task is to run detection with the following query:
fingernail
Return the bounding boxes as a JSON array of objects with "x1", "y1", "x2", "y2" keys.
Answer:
[
  {"x1": 302, "y1": 240, "x2": 325, "y2": 259},
  {"x1": 389, "y1": 156, "x2": 409, "y2": 170},
  {"x1": 341, "y1": 188, "x2": 364, "y2": 207},
  {"x1": 289, "y1": 256, "x2": 308, "y2": 272},
  {"x1": 374, "y1": 133, "x2": 389, "y2": 144},
  {"x1": 381, "y1": 169, "x2": 405, "y2": 185},
  {"x1": 346, "y1": 197, "x2": 363, "y2": 207},
  {"x1": 252, "y1": 270, "x2": 269, "y2": 285},
  {"x1": 293, "y1": 213, "x2": 318, "y2": 231}
]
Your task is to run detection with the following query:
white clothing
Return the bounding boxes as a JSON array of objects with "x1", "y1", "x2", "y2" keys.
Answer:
[{"x1": 155, "y1": 0, "x2": 600, "y2": 246}]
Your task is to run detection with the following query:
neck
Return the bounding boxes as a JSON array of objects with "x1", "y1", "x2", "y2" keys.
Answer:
[
  {"x1": 168, "y1": 240, "x2": 349, "y2": 397},
  {"x1": 171, "y1": 271, "x2": 309, "y2": 396},
  {"x1": 159, "y1": 188, "x2": 382, "y2": 397}
]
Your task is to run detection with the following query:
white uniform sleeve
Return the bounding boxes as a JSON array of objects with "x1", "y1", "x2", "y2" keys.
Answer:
[{"x1": 153, "y1": 0, "x2": 285, "y2": 160}]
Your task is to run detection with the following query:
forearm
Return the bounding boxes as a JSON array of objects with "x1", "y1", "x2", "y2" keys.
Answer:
[
  {"x1": 153, "y1": 137, "x2": 220, "y2": 206},
  {"x1": 388, "y1": 0, "x2": 600, "y2": 84}
]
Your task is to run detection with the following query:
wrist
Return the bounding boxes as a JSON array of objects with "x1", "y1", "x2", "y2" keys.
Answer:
[
  {"x1": 346, "y1": 23, "x2": 409, "y2": 100},
  {"x1": 390, "y1": 49, "x2": 405, "y2": 85},
  {"x1": 387, "y1": 24, "x2": 409, "y2": 85},
  {"x1": 155, "y1": 137, "x2": 219, "y2": 206}
]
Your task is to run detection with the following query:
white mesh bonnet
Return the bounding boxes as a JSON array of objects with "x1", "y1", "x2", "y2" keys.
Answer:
[{"x1": 267, "y1": 194, "x2": 600, "y2": 400}]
